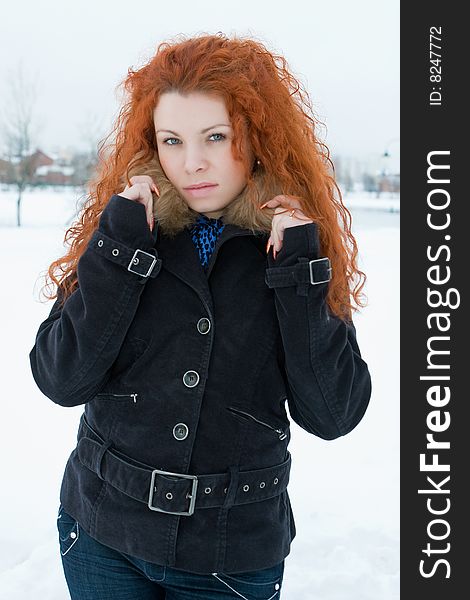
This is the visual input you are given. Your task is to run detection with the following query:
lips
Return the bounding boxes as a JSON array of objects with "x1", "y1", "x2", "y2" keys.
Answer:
[{"x1": 184, "y1": 183, "x2": 218, "y2": 190}]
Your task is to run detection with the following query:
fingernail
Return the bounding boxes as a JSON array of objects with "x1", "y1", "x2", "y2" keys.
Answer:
[{"x1": 259, "y1": 202, "x2": 268, "y2": 209}]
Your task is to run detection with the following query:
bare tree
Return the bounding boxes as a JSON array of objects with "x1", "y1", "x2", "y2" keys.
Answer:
[
  {"x1": 71, "y1": 109, "x2": 107, "y2": 188},
  {"x1": 0, "y1": 61, "x2": 42, "y2": 226}
]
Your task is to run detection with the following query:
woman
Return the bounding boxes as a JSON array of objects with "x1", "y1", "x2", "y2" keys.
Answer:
[{"x1": 30, "y1": 33, "x2": 372, "y2": 599}]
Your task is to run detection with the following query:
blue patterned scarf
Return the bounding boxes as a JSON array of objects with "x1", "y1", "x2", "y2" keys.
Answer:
[{"x1": 189, "y1": 214, "x2": 225, "y2": 271}]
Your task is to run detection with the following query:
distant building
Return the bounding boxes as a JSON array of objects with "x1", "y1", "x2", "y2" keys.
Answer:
[
  {"x1": 378, "y1": 173, "x2": 400, "y2": 194},
  {"x1": 29, "y1": 149, "x2": 54, "y2": 170},
  {"x1": 0, "y1": 148, "x2": 75, "y2": 185},
  {"x1": 0, "y1": 157, "x2": 14, "y2": 183},
  {"x1": 35, "y1": 162, "x2": 75, "y2": 185}
]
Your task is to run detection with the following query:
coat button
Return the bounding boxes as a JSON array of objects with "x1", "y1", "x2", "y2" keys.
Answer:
[
  {"x1": 183, "y1": 370, "x2": 200, "y2": 388},
  {"x1": 197, "y1": 317, "x2": 211, "y2": 334},
  {"x1": 173, "y1": 423, "x2": 189, "y2": 440}
]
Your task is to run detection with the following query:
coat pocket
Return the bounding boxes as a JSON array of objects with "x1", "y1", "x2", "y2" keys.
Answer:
[
  {"x1": 95, "y1": 392, "x2": 139, "y2": 403},
  {"x1": 89, "y1": 390, "x2": 142, "y2": 439},
  {"x1": 226, "y1": 407, "x2": 288, "y2": 441}
]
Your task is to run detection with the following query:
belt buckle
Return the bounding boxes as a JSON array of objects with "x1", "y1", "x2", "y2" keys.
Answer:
[
  {"x1": 148, "y1": 469, "x2": 198, "y2": 516},
  {"x1": 128, "y1": 249, "x2": 157, "y2": 278},
  {"x1": 309, "y1": 257, "x2": 332, "y2": 285}
]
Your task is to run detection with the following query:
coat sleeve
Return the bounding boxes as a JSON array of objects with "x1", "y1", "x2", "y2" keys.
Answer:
[
  {"x1": 265, "y1": 222, "x2": 372, "y2": 440},
  {"x1": 29, "y1": 194, "x2": 162, "y2": 408}
]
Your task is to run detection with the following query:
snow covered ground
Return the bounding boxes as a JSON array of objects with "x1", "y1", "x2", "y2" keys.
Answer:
[{"x1": 0, "y1": 187, "x2": 399, "y2": 599}]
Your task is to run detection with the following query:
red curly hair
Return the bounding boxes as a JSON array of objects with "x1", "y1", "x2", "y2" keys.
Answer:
[{"x1": 41, "y1": 32, "x2": 366, "y2": 321}]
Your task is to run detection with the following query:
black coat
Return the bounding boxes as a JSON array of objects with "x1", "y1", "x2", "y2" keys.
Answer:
[{"x1": 29, "y1": 194, "x2": 372, "y2": 574}]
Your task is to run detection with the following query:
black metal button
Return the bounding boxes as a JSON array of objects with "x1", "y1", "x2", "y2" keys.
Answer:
[
  {"x1": 197, "y1": 318, "x2": 211, "y2": 334},
  {"x1": 183, "y1": 370, "x2": 200, "y2": 388},
  {"x1": 173, "y1": 423, "x2": 189, "y2": 440}
]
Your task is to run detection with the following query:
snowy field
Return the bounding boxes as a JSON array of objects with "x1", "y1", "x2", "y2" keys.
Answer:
[{"x1": 0, "y1": 187, "x2": 399, "y2": 599}]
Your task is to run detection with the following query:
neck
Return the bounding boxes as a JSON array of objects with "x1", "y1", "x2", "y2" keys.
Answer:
[{"x1": 200, "y1": 211, "x2": 223, "y2": 219}]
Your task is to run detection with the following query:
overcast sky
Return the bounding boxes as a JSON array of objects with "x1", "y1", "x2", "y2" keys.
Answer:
[{"x1": 0, "y1": 0, "x2": 399, "y2": 171}]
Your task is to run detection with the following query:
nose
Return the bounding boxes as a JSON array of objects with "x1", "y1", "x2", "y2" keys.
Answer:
[{"x1": 184, "y1": 145, "x2": 209, "y2": 174}]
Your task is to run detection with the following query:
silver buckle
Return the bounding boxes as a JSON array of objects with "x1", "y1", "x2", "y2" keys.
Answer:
[
  {"x1": 148, "y1": 469, "x2": 198, "y2": 516},
  {"x1": 309, "y1": 258, "x2": 332, "y2": 285},
  {"x1": 128, "y1": 249, "x2": 157, "y2": 278}
]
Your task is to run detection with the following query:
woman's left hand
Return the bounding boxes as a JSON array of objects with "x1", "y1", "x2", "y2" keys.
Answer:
[{"x1": 260, "y1": 195, "x2": 315, "y2": 259}]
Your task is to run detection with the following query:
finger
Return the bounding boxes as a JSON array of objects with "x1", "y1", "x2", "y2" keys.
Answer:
[
  {"x1": 270, "y1": 218, "x2": 281, "y2": 257},
  {"x1": 260, "y1": 198, "x2": 281, "y2": 209},
  {"x1": 148, "y1": 186, "x2": 157, "y2": 230},
  {"x1": 135, "y1": 183, "x2": 153, "y2": 231},
  {"x1": 131, "y1": 176, "x2": 159, "y2": 197},
  {"x1": 272, "y1": 231, "x2": 280, "y2": 259},
  {"x1": 280, "y1": 195, "x2": 303, "y2": 208},
  {"x1": 260, "y1": 196, "x2": 287, "y2": 210},
  {"x1": 261, "y1": 195, "x2": 303, "y2": 210},
  {"x1": 266, "y1": 235, "x2": 272, "y2": 254},
  {"x1": 143, "y1": 183, "x2": 155, "y2": 231},
  {"x1": 129, "y1": 176, "x2": 158, "y2": 195},
  {"x1": 130, "y1": 175, "x2": 153, "y2": 184}
]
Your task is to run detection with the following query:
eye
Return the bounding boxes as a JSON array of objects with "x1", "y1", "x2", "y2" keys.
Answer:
[
  {"x1": 209, "y1": 133, "x2": 226, "y2": 142},
  {"x1": 162, "y1": 137, "x2": 180, "y2": 146}
]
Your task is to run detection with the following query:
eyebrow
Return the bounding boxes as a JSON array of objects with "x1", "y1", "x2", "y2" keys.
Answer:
[{"x1": 156, "y1": 124, "x2": 231, "y2": 135}]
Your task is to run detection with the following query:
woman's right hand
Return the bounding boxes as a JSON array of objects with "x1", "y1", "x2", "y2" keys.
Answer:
[{"x1": 119, "y1": 176, "x2": 160, "y2": 232}]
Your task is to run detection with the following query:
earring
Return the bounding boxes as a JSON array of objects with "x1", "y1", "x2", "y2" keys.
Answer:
[{"x1": 256, "y1": 159, "x2": 261, "y2": 166}]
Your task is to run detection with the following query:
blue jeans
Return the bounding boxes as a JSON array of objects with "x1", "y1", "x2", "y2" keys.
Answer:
[{"x1": 57, "y1": 504, "x2": 285, "y2": 599}]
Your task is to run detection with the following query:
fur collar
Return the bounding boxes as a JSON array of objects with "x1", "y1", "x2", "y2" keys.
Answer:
[{"x1": 125, "y1": 154, "x2": 282, "y2": 238}]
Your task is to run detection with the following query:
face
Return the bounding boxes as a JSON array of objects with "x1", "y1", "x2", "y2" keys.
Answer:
[{"x1": 153, "y1": 91, "x2": 252, "y2": 219}]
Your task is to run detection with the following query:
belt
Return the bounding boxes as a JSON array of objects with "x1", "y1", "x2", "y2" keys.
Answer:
[
  {"x1": 76, "y1": 414, "x2": 291, "y2": 517},
  {"x1": 265, "y1": 257, "x2": 332, "y2": 296},
  {"x1": 90, "y1": 230, "x2": 162, "y2": 282}
]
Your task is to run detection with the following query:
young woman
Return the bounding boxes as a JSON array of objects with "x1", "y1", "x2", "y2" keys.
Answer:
[{"x1": 30, "y1": 33, "x2": 372, "y2": 600}]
